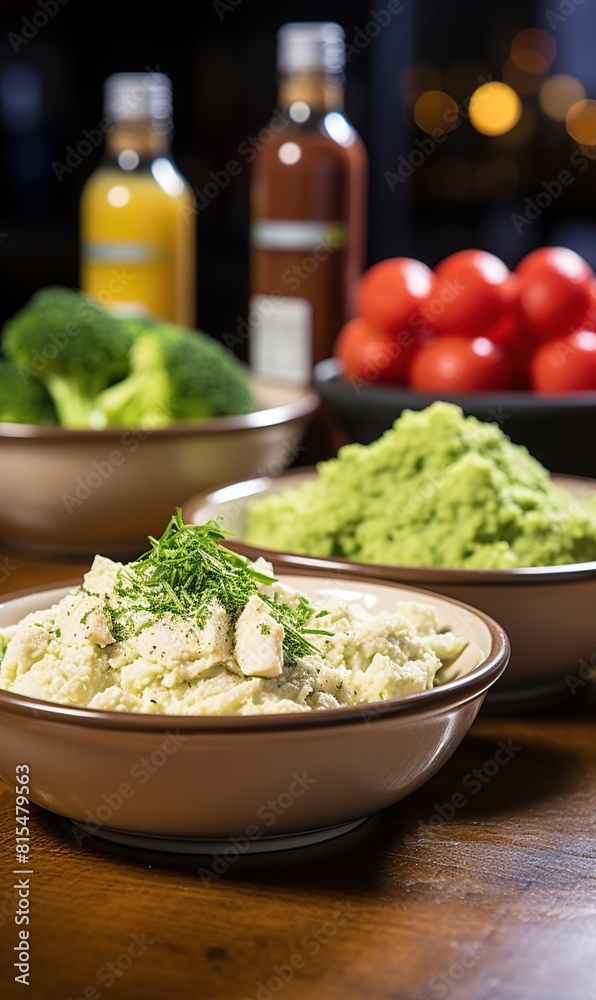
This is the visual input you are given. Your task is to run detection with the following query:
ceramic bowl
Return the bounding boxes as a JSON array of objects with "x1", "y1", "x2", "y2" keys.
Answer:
[
  {"x1": 183, "y1": 470, "x2": 596, "y2": 706},
  {"x1": 0, "y1": 375, "x2": 318, "y2": 558},
  {"x1": 0, "y1": 576, "x2": 508, "y2": 852},
  {"x1": 314, "y1": 357, "x2": 596, "y2": 478}
]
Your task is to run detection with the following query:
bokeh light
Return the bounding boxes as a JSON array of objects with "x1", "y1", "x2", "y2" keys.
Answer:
[
  {"x1": 469, "y1": 82, "x2": 522, "y2": 136},
  {"x1": 566, "y1": 99, "x2": 596, "y2": 145},
  {"x1": 540, "y1": 75, "x2": 587, "y2": 121},
  {"x1": 278, "y1": 141, "x2": 302, "y2": 165},
  {"x1": 510, "y1": 28, "x2": 556, "y2": 74},
  {"x1": 414, "y1": 90, "x2": 459, "y2": 134}
]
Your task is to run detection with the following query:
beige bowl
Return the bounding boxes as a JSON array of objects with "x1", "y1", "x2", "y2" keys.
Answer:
[
  {"x1": 0, "y1": 575, "x2": 508, "y2": 852},
  {"x1": 0, "y1": 375, "x2": 318, "y2": 558},
  {"x1": 183, "y1": 470, "x2": 596, "y2": 705}
]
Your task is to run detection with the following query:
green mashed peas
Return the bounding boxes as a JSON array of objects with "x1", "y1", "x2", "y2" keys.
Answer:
[{"x1": 245, "y1": 402, "x2": 596, "y2": 569}]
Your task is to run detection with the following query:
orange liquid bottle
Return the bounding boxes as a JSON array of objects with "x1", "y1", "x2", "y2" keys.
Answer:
[
  {"x1": 80, "y1": 73, "x2": 196, "y2": 326},
  {"x1": 249, "y1": 23, "x2": 367, "y2": 385}
]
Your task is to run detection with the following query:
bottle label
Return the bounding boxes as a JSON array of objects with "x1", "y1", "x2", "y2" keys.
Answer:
[
  {"x1": 250, "y1": 295, "x2": 312, "y2": 385},
  {"x1": 250, "y1": 221, "x2": 347, "y2": 252},
  {"x1": 82, "y1": 242, "x2": 166, "y2": 263}
]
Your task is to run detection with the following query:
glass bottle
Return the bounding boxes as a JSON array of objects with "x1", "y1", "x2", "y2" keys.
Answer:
[
  {"x1": 80, "y1": 72, "x2": 196, "y2": 327},
  {"x1": 249, "y1": 22, "x2": 368, "y2": 385}
]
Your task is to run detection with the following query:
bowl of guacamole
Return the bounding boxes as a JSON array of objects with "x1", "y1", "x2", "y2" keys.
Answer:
[{"x1": 183, "y1": 403, "x2": 596, "y2": 705}]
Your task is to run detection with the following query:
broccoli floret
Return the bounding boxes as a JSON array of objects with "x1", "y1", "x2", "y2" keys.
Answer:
[
  {"x1": 0, "y1": 360, "x2": 57, "y2": 424},
  {"x1": 93, "y1": 324, "x2": 256, "y2": 428},
  {"x1": 1, "y1": 287, "x2": 133, "y2": 428}
]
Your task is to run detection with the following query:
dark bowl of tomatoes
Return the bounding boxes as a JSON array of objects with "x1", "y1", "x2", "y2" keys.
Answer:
[
  {"x1": 326, "y1": 246, "x2": 596, "y2": 476},
  {"x1": 315, "y1": 357, "x2": 596, "y2": 478}
]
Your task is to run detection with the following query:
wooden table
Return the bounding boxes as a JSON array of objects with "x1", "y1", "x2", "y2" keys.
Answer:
[{"x1": 1, "y1": 550, "x2": 596, "y2": 1000}]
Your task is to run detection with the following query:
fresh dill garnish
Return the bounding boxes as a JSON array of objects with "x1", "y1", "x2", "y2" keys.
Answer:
[{"x1": 105, "y1": 510, "x2": 333, "y2": 663}]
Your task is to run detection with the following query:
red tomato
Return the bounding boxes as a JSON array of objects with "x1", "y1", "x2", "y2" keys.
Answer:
[
  {"x1": 581, "y1": 282, "x2": 596, "y2": 331},
  {"x1": 335, "y1": 317, "x2": 420, "y2": 384},
  {"x1": 516, "y1": 246, "x2": 593, "y2": 339},
  {"x1": 409, "y1": 336, "x2": 511, "y2": 393},
  {"x1": 530, "y1": 329, "x2": 596, "y2": 392},
  {"x1": 420, "y1": 249, "x2": 513, "y2": 338},
  {"x1": 486, "y1": 313, "x2": 537, "y2": 390},
  {"x1": 356, "y1": 258, "x2": 435, "y2": 339}
]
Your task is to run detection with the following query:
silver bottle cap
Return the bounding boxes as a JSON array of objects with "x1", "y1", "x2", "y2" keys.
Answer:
[
  {"x1": 104, "y1": 72, "x2": 173, "y2": 130},
  {"x1": 277, "y1": 22, "x2": 345, "y2": 74}
]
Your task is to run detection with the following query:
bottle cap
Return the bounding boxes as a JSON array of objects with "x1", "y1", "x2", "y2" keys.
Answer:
[
  {"x1": 104, "y1": 73, "x2": 173, "y2": 130},
  {"x1": 277, "y1": 22, "x2": 345, "y2": 74}
]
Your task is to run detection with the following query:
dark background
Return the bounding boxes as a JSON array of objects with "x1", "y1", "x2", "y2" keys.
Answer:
[{"x1": 1, "y1": 0, "x2": 595, "y2": 342}]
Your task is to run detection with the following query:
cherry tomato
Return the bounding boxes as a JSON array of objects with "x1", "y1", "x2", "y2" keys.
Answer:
[
  {"x1": 409, "y1": 336, "x2": 511, "y2": 393},
  {"x1": 581, "y1": 282, "x2": 596, "y2": 331},
  {"x1": 486, "y1": 312, "x2": 537, "y2": 390},
  {"x1": 356, "y1": 258, "x2": 435, "y2": 339},
  {"x1": 516, "y1": 246, "x2": 594, "y2": 339},
  {"x1": 335, "y1": 317, "x2": 420, "y2": 384},
  {"x1": 420, "y1": 249, "x2": 513, "y2": 338},
  {"x1": 530, "y1": 329, "x2": 596, "y2": 392}
]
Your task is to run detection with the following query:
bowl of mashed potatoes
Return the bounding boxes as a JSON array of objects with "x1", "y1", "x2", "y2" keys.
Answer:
[
  {"x1": 0, "y1": 514, "x2": 508, "y2": 851},
  {"x1": 184, "y1": 402, "x2": 596, "y2": 706}
]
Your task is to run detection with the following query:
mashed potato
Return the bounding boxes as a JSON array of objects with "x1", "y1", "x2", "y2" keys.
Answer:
[{"x1": 0, "y1": 555, "x2": 467, "y2": 716}]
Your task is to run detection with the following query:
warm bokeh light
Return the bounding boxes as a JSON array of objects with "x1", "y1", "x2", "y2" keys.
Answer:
[
  {"x1": 475, "y1": 157, "x2": 520, "y2": 201},
  {"x1": 540, "y1": 75, "x2": 587, "y2": 121},
  {"x1": 469, "y1": 82, "x2": 522, "y2": 136},
  {"x1": 566, "y1": 99, "x2": 596, "y2": 145},
  {"x1": 503, "y1": 57, "x2": 546, "y2": 97},
  {"x1": 430, "y1": 158, "x2": 473, "y2": 199},
  {"x1": 510, "y1": 28, "x2": 556, "y2": 73},
  {"x1": 414, "y1": 90, "x2": 459, "y2": 134}
]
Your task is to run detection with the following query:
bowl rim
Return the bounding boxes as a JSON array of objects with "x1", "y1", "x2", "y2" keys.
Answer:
[
  {"x1": 0, "y1": 383, "x2": 319, "y2": 440},
  {"x1": 0, "y1": 575, "x2": 509, "y2": 732},
  {"x1": 314, "y1": 356, "x2": 596, "y2": 407},
  {"x1": 183, "y1": 468, "x2": 596, "y2": 586}
]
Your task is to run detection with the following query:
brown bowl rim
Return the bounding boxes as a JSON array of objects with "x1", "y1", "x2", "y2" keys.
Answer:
[
  {"x1": 183, "y1": 469, "x2": 596, "y2": 586},
  {"x1": 0, "y1": 575, "x2": 509, "y2": 733},
  {"x1": 0, "y1": 385, "x2": 319, "y2": 441}
]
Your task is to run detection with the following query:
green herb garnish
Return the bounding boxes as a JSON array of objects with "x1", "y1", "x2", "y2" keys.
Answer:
[{"x1": 105, "y1": 510, "x2": 333, "y2": 663}]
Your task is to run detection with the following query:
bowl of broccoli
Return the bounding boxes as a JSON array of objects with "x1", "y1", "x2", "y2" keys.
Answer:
[{"x1": 0, "y1": 288, "x2": 318, "y2": 556}]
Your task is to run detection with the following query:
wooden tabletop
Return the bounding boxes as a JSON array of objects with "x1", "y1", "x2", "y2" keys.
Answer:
[{"x1": 1, "y1": 550, "x2": 596, "y2": 1000}]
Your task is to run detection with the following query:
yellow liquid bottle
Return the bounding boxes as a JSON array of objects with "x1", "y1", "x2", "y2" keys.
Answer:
[{"x1": 80, "y1": 73, "x2": 196, "y2": 327}]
